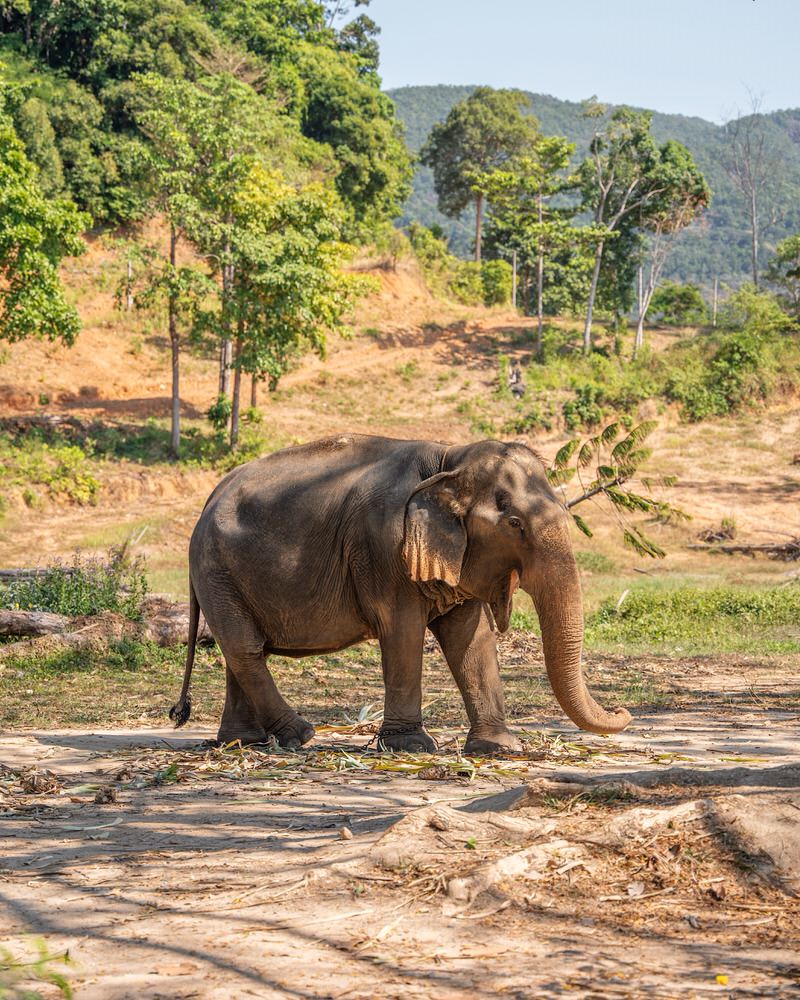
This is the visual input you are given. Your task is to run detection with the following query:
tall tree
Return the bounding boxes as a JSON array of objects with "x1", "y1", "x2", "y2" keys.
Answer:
[
  {"x1": 421, "y1": 87, "x2": 537, "y2": 262},
  {"x1": 203, "y1": 163, "x2": 372, "y2": 447},
  {"x1": 128, "y1": 74, "x2": 208, "y2": 457},
  {"x1": 483, "y1": 136, "x2": 588, "y2": 351},
  {"x1": 0, "y1": 115, "x2": 87, "y2": 346},
  {"x1": 578, "y1": 106, "x2": 681, "y2": 354},
  {"x1": 723, "y1": 95, "x2": 786, "y2": 289},
  {"x1": 632, "y1": 141, "x2": 709, "y2": 355}
]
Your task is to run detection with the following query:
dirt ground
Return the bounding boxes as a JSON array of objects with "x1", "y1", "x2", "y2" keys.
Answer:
[{"x1": 2, "y1": 688, "x2": 800, "y2": 999}]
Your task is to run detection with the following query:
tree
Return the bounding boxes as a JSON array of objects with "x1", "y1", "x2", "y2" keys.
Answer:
[
  {"x1": 421, "y1": 87, "x2": 537, "y2": 262},
  {"x1": 631, "y1": 141, "x2": 709, "y2": 355},
  {"x1": 0, "y1": 116, "x2": 87, "y2": 346},
  {"x1": 128, "y1": 74, "x2": 209, "y2": 457},
  {"x1": 578, "y1": 107, "x2": 669, "y2": 353},
  {"x1": 205, "y1": 163, "x2": 374, "y2": 447},
  {"x1": 482, "y1": 136, "x2": 604, "y2": 352},
  {"x1": 722, "y1": 95, "x2": 786, "y2": 289},
  {"x1": 766, "y1": 234, "x2": 800, "y2": 318}
]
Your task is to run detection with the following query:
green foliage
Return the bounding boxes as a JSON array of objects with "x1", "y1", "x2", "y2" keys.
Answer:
[
  {"x1": 0, "y1": 939, "x2": 72, "y2": 1000},
  {"x1": 0, "y1": 434, "x2": 100, "y2": 506},
  {"x1": 421, "y1": 86, "x2": 537, "y2": 220},
  {"x1": 407, "y1": 222, "x2": 511, "y2": 306},
  {"x1": 1, "y1": 546, "x2": 148, "y2": 620},
  {"x1": 549, "y1": 420, "x2": 686, "y2": 558},
  {"x1": 0, "y1": 115, "x2": 88, "y2": 345},
  {"x1": 766, "y1": 233, "x2": 800, "y2": 317},
  {"x1": 389, "y1": 85, "x2": 800, "y2": 285},
  {"x1": 588, "y1": 585, "x2": 800, "y2": 654},
  {"x1": 480, "y1": 258, "x2": 512, "y2": 305},
  {"x1": 665, "y1": 288, "x2": 798, "y2": 420},
  {"x1": 562, "y1": 385, "x2": 603, "y2": 431},
  {"x1": 649, "y1": 281, "x2": 707, "y2": 325},
  {"x1": 206, "y1": 395, "x2": 233, "y2": 431}
]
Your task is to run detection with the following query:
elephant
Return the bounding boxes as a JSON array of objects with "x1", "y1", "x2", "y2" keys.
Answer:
[{"x1": 169, "y1": 434, "x2": 631, "y2": 753}]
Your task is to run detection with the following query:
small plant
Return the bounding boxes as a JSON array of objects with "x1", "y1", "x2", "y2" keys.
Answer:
[
  {"x1": 37, "y1": 393, "x2": 50, "y2": 406},
  {"x1": 1, "y1": 545, "x2": 148, "y2": 620},
  {"x1": 396, "y1": 360, "x2": 419, "y2": 383},
  {"x1": 242, "y1": 406, "x2": 262, "y2": 425},
  {"x1": 0, "y1": 939, "x2": 72, "y2": 999},
  {"x1": 562, "y1": 384, "x2": 604, "y2": 430},
  {"x1": 206, "y1": 394, "x2": 232, "y2": 431}
]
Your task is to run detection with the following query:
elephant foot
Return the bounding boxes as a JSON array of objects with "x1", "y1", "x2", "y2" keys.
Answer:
[
  {"x1": 217, "y1": 711, "x2": 315, "y2": 750},
  {"x1": 217, "y1": 723, "x2": 268, "y2": 747},
  {"x1": 378, "y1": 725, "x2": 437, "y2": 753},
  {"x1": 464, "y1": 728, "x2": 523, "y2": 756},
  {"x1": 269, "y1": 710, "x2": 315, "y2": 750}
]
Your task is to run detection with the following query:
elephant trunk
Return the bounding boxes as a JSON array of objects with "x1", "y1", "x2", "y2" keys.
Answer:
[{"x1": 525, "y1": 526, "x2": 631, "y2": 736}]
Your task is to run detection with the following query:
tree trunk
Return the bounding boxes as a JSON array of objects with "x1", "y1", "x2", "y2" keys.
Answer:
[
  {"x1": 633, "y1": 264, "x2": 645, "y2": 359},
  {"x1": 750, "y1": 188, "x2": 759, "y2": 289},
  {"x1": 474, "y1": 191, "x2": 483, "y2": 263},
  {"x1": 229, "y1": 331, "x2": 243, "y2": 450},
  {"x1": 168, "y1": 225, "x2": 180, "y2": 459},
  {"x1": 536, "y1": 193, "x2": 544, "y2": 356},
  {"x1": 582, "y1": 242, "x2": 604, "y2": 355},
  {"x1": 250, "y1": 374, "x2": 258, "y2": 409},
  {"x1": 218, "y1": 252, "x2": 234, "y2": 396}
]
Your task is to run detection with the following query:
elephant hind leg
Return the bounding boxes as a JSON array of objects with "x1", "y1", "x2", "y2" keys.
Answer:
[{"x1": 211, "y1": 613, "x2": 314, "y2": 750}]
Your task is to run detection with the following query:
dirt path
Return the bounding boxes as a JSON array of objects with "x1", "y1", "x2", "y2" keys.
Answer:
[{"x1": 2, "y1": 710, "x2": 799, "y2": 999}]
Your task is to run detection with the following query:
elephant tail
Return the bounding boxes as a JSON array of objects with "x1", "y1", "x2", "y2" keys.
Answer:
[{"x1": 169, "y1": 577, "x2": 200, "y2": 728}]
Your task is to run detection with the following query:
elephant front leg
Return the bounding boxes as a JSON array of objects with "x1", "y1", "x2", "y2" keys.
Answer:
[
  {"x1": 429, "y1": 599, "x2": 522, "y2": 755},
  {"x1": 377, "y1": 608, "x2": 436, "y2": 753}
]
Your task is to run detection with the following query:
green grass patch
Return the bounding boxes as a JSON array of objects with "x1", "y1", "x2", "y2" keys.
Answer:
[{"x1": 587, "y1": 585, "x2": 800, "y2": 654}]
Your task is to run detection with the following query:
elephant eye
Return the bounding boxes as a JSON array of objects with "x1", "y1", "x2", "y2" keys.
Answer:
[{"x1": 508, "y1": 515, "x2": 524, "y2": 534}]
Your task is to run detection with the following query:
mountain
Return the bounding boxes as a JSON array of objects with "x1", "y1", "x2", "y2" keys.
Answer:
[{"x1": 387, "y1": 85, "x2": 800, "y2": 286}]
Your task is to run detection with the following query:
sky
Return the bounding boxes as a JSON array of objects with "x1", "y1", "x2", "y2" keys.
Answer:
[{"x1": 367, "y1": 0, "x2": 800, "y2": 123}]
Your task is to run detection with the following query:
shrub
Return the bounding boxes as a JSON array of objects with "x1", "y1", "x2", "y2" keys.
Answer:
[
  {"x1": 449, "y1": 260, "x2": 484, "y2": 304},
  {"x1": 649, "y1": 281, "x2": 707, "y2": 325},
  {"x1": 1, "y1": 546, "x2": 148, "y2": 619},
  {"x1": 562, "y1": 384, "x2": 603, "y2": 430},
  {"x1": 480, "y1": 259, "x2": 512, "y2": 306},
  {"x1": 206, "y1": 395, "x2": 232, "y2": 431}
]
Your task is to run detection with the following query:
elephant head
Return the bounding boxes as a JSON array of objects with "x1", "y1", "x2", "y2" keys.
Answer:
[{"x1": 402, "y1": 440, "x2": 631, "y2": 736}]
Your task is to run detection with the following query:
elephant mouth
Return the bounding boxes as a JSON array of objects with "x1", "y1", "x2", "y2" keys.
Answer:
[{"x1": 489, "y1": 568, "x2": 521, "y2": 633}]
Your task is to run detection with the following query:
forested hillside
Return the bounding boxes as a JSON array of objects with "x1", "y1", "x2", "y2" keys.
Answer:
[{"x1": 389, "y1": 84, "x2": 800, "y2": 285}]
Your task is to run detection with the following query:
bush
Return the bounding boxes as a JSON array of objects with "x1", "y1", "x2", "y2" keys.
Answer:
[
  {"x1": 449, "y1": 260, "x2": 484, "y2": 304},
  {"x1": 0, "y1": 546, "x2": 148, "y2": 619},
  {"x1": 649, "y1": 281, "x2": 707, "y2": 325},
  {"x1": 0, "y1": 435, "x2": 100, "y2": 506},
  {"x1": 480, "y1": 259, "x2": 512, "y2": 306},
  {"x1": 562, "y1": 384, "x2": 603, "y2": 430}
]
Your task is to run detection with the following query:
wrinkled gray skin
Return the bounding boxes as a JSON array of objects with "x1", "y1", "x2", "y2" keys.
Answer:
[{"x1": 170, "y1": 434, "x2": 631, "y2": 753}]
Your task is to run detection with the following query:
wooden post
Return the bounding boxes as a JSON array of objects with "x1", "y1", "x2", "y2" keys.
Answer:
[{"x1": 511, "y1": 250, "x2": 517, "y2": 309}]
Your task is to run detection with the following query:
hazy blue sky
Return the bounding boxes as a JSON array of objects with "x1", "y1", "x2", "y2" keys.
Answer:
[{"x1": 368, "y1": 0, "x2": 799, "y2": 122}]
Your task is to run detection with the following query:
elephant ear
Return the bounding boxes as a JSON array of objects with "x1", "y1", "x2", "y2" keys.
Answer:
[{"x1": 402, "y1": 473, "x2": 467, "y2": 587}]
